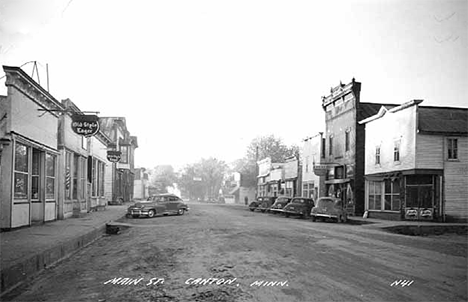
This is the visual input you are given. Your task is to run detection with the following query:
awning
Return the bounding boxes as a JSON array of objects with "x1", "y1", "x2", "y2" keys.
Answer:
[
  {"x1": 325, "y1": 178, "x2": 350, "y2": 185},
  {"x1": 365, "y1": 172, "x2": 401, "y2": 182}
]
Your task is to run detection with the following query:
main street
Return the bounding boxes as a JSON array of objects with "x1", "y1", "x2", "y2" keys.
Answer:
[{"x1": 6, "y1": 203, "x2": 467, "y2": 302}]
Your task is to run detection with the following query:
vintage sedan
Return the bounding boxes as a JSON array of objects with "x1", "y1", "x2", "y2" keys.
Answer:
[
  {"x1": 249, "y1": 196, "x2": 276, "y2": 212},
  {"x1": 269, "y1": 196, "x2": 292, "y2": 214},
  {"x1": 127, "y1": 193, "x2": 189, "y2": 218},
  {"x1": 310, "y1": 197, "x2": 347, "y2": 223},
  {"x1": 282, "y1": 197, "x2": 315, "y2": 218}
]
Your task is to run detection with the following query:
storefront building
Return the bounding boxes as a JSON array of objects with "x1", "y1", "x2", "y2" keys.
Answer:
[
  {"x1": 58, "y1": 99, "x2": 91, "y2": 218},
  {"x1": 257, "y1": 157, "x2": 271, "y2": 197},
  {"x1": 0, "y1": 66, "x2": 61, "y2": 229},
  {"x1": 360, "y1": 100, "x2": 468, "y2": 221},
  {"x1": 99, "y1": 117, "x2": 138, "y2": 203},
  {"x1": 283, "y1": 157, "x2": 299, "y2": 197},
  {"x1": 302, "y1": 133, "x2": 323, "y2": 200},
  {"x1": 321, "y1": 79, "x2": 397, "y2": 216},
  {"x1": 268, "y1": 164, "x2": 284, "y2": 197}
]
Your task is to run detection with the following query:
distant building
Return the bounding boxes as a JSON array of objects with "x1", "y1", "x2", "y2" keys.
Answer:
[
  {"x1": 99, "y1": 117, "x2": 138, "y2": 203},
  {"x1": 301, "y1": 133, "x2": 323, "y2": 200},
  {"x1": 133, "y1": 167, "x2": 149, "y2": 200},
  {"x1": 256, "y1": 156, "x2": 300, "y2": 198},
  {"x1": 360, "y1": 100, "x2": 468, "y2": 221}
]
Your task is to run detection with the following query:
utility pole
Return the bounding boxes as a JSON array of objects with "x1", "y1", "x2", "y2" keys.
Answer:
[{"x1": 255, "y1": 145, "x2": 259, "y2": 198}]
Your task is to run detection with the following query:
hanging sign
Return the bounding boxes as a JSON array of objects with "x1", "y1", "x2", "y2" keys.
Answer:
[
  {"x1": 107, "y1": 150, "x2": 122, "y2": 162},
  {"x1": 71, "y1": 114, "x2": 100, "y2": 137}
]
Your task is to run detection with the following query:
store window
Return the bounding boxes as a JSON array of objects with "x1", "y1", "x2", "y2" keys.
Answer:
[
  {"x1": 384, "y1": 179, "x2": 400, "y2": 211},
  {"x1": 92, "y1": 158, "x2": 105, "y2": 197},
  {"x1": 14, "y1": 143, "x2": 29, "y2": 200},
  {"x1": 368, "y1": 181, "x2": 382, "y2": 210},
  {"x1": 447, "y1": 138, "x2": 458, "y2": 160},
  {"x1": 46, "y1": 153, "x2": 56, "y2": 200},
  {"x1": 80, "y1": 157, "x2": 86, "y2": 199}
]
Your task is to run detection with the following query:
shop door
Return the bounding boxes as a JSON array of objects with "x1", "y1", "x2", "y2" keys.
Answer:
[{"x1": 31, "y1": 148, "x2": 44, "y2": 224}]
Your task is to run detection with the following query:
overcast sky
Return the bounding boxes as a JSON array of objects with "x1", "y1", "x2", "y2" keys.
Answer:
[{"x1": 0, "y1": 0, "x2": 467, "y2": 170}]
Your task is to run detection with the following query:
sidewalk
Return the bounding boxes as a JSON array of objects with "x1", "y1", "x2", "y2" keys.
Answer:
[{"x1": 0, "y1": 204, "x2": 128, "y2": 296}]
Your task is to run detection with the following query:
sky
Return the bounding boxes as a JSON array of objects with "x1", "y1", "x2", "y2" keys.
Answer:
[{"x1": 0, "y1": 0, "x2": 467, "y2": 170}]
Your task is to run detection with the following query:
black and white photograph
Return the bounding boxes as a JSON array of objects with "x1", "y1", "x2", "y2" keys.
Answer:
[{"x1": 0, "y1": 0, "x2": 467, "y2": 301}]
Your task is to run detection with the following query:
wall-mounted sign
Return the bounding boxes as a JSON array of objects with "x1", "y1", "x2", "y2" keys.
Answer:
[
  {"x1": 71, "y1": 114, "x2": 100, "y2": 137},
  {"x1": 313, "y1": 165, "x2": 328, "y2": 177},
  {"x1": 107, "y1": 150, "x2": 122, "y2": 162},
  {"x1": 405, "y1": 208, "x2": 419, "y2": 220}
]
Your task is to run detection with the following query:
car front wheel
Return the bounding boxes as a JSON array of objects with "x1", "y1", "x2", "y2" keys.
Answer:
[
  {"x1": 311, "y1": 215, "x2": 316, "y2": 222},
  {"x1": 148, "y1": 210, "x2": 155, "y2": 218},
  {"x1": 178, "y1": 208, "x2": 185, "y2": 215}
]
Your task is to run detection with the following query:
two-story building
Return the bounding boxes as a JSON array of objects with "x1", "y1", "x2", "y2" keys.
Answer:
[
  {"x1": 360, "y1": 100, "x2": 468, "y2": 222},
  {"x1": 302, "y1": 133, "x2": 323, "y2": 200},
  {"x1": 99, "y1": 117, "x2": 138, "y2": 203},
  {"x1": 0, "y1": 66, "x2": 62, "y2": 229},
  {"x1": 321, "y1": 79, "x2": 397, "y2": 216}
]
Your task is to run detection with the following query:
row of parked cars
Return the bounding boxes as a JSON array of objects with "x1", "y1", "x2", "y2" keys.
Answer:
[{"x1": 249, "y1": 195, "x2": 348, "y2": 223}]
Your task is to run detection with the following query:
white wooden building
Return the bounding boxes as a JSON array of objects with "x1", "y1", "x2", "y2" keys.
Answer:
[{"x1": 360, "y1": 100, "x2": 468, "y2": 221}]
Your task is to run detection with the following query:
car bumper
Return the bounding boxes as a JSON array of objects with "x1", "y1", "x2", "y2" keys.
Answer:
[
  {"x1": 127, "y1": 210, "x2": 150, "y2": 217},
  {"x1": 311, "y1": 213, "x2": 338, "y2": 219},
  {"x1": 282, "y1": 210, "x2": 305, "y2": 216}
]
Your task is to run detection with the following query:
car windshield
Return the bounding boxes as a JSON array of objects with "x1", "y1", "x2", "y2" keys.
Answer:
[{"x1": 317, "y1": 198, "x2": 335, "y2": 207}]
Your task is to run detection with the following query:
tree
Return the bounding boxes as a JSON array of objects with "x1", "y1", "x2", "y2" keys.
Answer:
[
  {"x1": 178, "y1": 157, "x2": 228, "y2": 201},
  {"x1": 150, "y1": 165, "x2": 177, "y2": 194},
  {"x1": 234, "y1": 135, "x2": 299, "y2": 187}
]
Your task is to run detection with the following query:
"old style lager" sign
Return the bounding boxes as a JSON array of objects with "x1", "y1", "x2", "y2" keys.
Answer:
[
  {"x1": 107, "y1": 150, "x2": 122, "y2": 162},
  {"x1": 71, "y1": 114, "x2": 100, "y2": 137}
]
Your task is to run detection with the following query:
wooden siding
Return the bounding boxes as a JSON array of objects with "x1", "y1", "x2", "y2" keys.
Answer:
[
  {"x1": 444, "y1": 136, "x2": 468, "y2": 221},
  {"x1": 415, "y1": 135, "x2": 443, "y2": 169},
  {"x1": 365, "y1": 105, "x2": 417, "y2": 175}
]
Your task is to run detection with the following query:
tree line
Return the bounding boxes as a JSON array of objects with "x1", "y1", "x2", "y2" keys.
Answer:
[{"x1": 149, "y1": 134, "x2": 299, "y2": 201}]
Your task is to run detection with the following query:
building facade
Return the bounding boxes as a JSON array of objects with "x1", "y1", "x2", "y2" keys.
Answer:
[
  {"x1": 301, "y1": 133, "x2": 323, "y2": 200},
  {"x1": 361, "y1": 100, "x2": 468, "y2": 221},
  {"x1": 321, "y1": 79, "x2": 397, "y2": 216},
  {"x1": 0, "y1": 66, "x2": 61, "y2": 229},
  {"x1": 133, "y1": 167, "x2": 149, "y2": 200},
  {"x1": 99, "y1": 117, "x2": 138, "y2": 203}
]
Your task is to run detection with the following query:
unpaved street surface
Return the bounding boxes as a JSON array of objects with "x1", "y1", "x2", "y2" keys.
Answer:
[{"x1": 5, "y1": 203, "x2": 467, "y2": 302}]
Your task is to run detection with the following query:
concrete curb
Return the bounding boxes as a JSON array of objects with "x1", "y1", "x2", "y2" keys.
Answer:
[{"x1": 0, "y1": 218, "x2": 121, "y2": 297}]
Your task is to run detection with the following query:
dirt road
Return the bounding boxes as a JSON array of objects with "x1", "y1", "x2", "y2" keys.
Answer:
[{"x1": 5, "y1": 203, "x2": 467, "y2": 302}]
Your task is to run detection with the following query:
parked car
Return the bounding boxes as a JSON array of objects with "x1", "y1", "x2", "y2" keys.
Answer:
[
  {"x1": 126, "y1": 193, "x2": 189, "y2": 218},
  {"x1": 269, "y1": 196, "x2": 292, "y2": 214},
  {"x1": 310, "y1": 197, "x2": 347, "y2": 223},
  {"x1": 257, "y1": 196, "x2": 277, "y2": 212},
  {"x1": 282, "y1": 197, "x2": 315, "y2": 218},
  {"x1": 249, "y1": 196, "x2": 276, "y2": 212}
]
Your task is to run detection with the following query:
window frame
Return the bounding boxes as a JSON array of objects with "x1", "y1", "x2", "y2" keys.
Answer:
[
  {"x1": 447, "y1": 138, "x2": 458, "y2": 160},
  {"x1": 393, "y1": 140, "x2": 401, "y2": 162}
]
